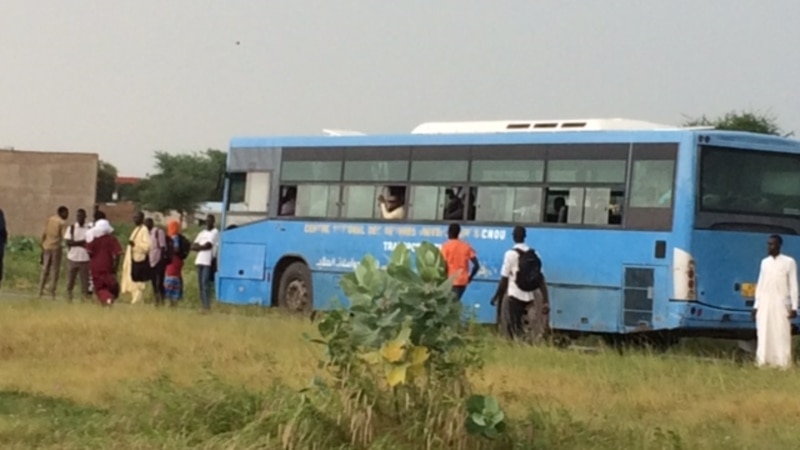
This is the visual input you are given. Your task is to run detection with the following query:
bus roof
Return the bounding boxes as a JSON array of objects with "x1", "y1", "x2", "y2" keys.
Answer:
[
  {"x1": 230, "y1": 119, "x2": 800, "y2": 153},
  {"x1": 410, "y1": 118, "x2": 683, "y2": 134}
]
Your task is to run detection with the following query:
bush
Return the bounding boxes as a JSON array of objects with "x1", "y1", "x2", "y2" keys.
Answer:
[{"x1": 307, "y1": 242, "x2": 510, "y2": 448}]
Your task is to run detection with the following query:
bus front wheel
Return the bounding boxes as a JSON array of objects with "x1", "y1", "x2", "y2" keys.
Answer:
[{"x1": 277, "y1": 262, "x2": 313, "y2": 314}]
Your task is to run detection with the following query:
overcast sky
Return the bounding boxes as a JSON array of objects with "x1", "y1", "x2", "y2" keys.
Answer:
[{"x1": 1, "y1": 1, "x2": 798, "y2": 176}]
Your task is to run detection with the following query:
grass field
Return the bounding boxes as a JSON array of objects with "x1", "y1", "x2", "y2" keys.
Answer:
[{"x1": 2, "y1": 234, "x2": 800, "y2": 448}]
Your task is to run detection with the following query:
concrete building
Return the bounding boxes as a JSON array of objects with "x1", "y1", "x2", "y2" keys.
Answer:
[{"x1": 0, "y1": 149, "x2": 98, "y2": 237}]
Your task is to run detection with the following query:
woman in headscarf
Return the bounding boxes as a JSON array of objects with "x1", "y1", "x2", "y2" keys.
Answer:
[
  {"x1": 164, "y1": 220, "x2": 184, "y2": 306},
  {"x1": 85, "y1": 219, "x2": 122, "y2": 306},
  {"x1": 0, "y1": 209, "x2": 7, "y2": 289}
]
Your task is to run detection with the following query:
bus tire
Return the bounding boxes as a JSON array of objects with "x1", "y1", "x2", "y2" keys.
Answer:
[{"x1": 276, "y1": 262, "x2": 313, "y2": 314}]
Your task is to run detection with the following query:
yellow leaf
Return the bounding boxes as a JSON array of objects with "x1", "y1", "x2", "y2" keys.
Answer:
[
  {"x1": 358, "y1": 351, "x2": 382, "y2": 365},
  {"x1": 380, "y1": 340, "x2": 405, "y2": 363},
  {"x1": 385, "y1": 364, "x2": 409, "y2": 387},
  {"x1": 409, "y1": 346, "x2": 429, "y2": 366}
]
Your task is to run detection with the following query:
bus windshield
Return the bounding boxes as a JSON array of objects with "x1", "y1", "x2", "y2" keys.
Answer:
[{"x1": 700, "y1": 145, "x2": 800, "y2": 218}]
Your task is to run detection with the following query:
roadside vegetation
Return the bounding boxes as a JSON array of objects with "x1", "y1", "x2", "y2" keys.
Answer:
[{"x1": 2, "y1": 239, "x2": 800, "y2": 448}]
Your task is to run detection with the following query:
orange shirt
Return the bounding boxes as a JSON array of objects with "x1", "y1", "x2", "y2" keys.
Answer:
[{"x1": 441, "y1": 239, "x2": 476, "y2": 287}]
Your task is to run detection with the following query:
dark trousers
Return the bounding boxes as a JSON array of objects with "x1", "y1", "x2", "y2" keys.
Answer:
[
  {"x1": 505, "y1": 296, "x2": 529, "y2": 340},
  {"x1": 150, "y1": 260, "x2": 167, "y2": 302},
  {"x1": 38, "y1": 249, "x2": 62, "y2": 297},
  {"x1": 197, "y1": 264, "x2": 212, "y2": 310},
  {"x1": 452, "y1": 286, "x2": 466, "y2": 300},
  {"x1": 66, "y1": 260, "x2": 90, "y2": 300},
  {"x1": 0, "y1": 245, "x2": 4, "y2": 284}
]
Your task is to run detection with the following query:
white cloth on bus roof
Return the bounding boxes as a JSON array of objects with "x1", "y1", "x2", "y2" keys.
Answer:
[
  {"x1": 754, "y1": 253, "x2": 799, "y2": 369},
  {"x1": 500, "y1": 243, "x2": 544, "y2": 302}
]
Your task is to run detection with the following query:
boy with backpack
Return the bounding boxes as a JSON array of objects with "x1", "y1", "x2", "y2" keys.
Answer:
[{"x1": 491, "y1": 226, "x2": 550, "y2": 342}]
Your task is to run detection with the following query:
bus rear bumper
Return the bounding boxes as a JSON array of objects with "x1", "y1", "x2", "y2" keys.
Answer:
[{"x1": 672, "y1": 301, "x2": 800, "y2": 339}]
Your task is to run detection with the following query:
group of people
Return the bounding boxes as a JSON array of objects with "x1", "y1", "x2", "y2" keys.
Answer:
[
  {"x1": 34, "y1": 205, "x2": 220, "y2": 310},
  {"x1": 441, "y1": 223, "x2": 549, "y2": 342},
  {"x1": 442, "y1": 224, "x2": 799, "y2": 369}
]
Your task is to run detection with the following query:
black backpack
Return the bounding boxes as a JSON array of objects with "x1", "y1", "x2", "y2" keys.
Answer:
[
  {"x1": 514, "y1": 248, "x2": 543, "y2": 292},
  {"x1": 177, "y1": 234, "x2": 191, "y2": 260},
  {"x1": 167, "y1": 234, "x2": 192, "y2": 260}
]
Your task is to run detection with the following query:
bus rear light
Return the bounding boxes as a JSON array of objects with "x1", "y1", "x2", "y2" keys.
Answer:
[{"x1": 673, "y1": 248, "x2": 697, "y2": 301}]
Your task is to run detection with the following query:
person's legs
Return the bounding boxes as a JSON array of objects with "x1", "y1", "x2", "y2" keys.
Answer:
[
  {"x1": 197, "y1": 265, "x2": 211, "y2": 310},
  {"x1": 0, "y1": 246, "x2": 5, "y2": 289},
  {"x1": 78, "y1": 262, "x2": 90, "y2": 300},
  {"x1": 150, "y1": 263, "x2": 164, "y2": 306},
  {"x1": 65, "y1": 260, "x2": 79, "y2": 301},
  {"x1": 506, "y1": 296, "x2": 528, "y2": 341},
  {"x1": 452, "y1": 286, "x2": 466, "y2": 301},
  {"x1": 47, "y1": 250, "x2": 62, "y2": 297},
  {"x1": 38, "y1": 250, "x2": 54, "y2": 297}
]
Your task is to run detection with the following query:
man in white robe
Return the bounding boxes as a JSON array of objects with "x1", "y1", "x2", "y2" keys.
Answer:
[{"x1": 752, "y1": 234, "x2": 798, "y2": 369}]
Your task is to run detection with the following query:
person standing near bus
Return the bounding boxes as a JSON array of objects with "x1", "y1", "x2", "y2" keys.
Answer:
[
  {"x1": 121, "y1": 212, "x2": 151, "y2": 304},
  {"x1": 491, "y1": 226, "x2": 549, "y2": 342},
  {"x1": 145, "y1": 218, "x2": 168, "y2": 306},
  {"x1": 752, "y1": 235, "x2": 798, "y2": 369},
  {"x1": 64, "y1": 208, "x2": 91, "y2": 302},
  {"x1": 441, "y1": 223, "x2": 480, "y2": 300},
  {"x1": 0, "y1": 209, "x2": 6, "y2": 290},
  {"x1": 38, "y1": 206, "x2": 69, "y2": 299},
  {"x1": 192, "y1": 214, "x2": 219, "y2": 311}
]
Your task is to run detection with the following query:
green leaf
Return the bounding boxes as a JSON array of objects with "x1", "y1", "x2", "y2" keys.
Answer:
[
  {"x1": 469, "y1": 412, "x2": 487, "y2": 427},
  {"x1": 483, "y1": 395, "x2": 500, "y2": 414},
  {"x1": 389, "y1": 243, "x2": 411, "y2": 268},
  {"x1": 465, "y1": 395, "x2": 486, "y2": 413}
]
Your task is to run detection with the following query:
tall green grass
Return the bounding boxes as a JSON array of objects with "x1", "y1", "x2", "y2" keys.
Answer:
[{"x1": 1, "y1": 301, "x2": 799, "y2": 449}]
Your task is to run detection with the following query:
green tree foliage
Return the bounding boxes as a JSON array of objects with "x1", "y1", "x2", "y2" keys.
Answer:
[
  {"x1": 137, "y1": 149, "x2": 226, "y2": 217},
  {"x1": 96, "y1": 160, "x2": 118, "y2": 203},
  {"x1": 683, "y1": 109, "x2": 782, "y2": 135}
]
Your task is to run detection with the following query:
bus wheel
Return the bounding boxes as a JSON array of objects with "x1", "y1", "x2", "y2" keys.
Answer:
[{"x1": 277, "y1": 262, "x2": 313, "y2": 314}]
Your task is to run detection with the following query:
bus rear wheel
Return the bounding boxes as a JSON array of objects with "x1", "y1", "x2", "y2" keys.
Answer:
[{"x1": 277, "y1": 262, "x2": 313, "y2": 314}]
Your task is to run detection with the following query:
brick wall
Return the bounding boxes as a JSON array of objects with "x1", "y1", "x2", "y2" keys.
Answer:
[{"x1": 0, "y1": 149, "x2": 98, "y2": 237}]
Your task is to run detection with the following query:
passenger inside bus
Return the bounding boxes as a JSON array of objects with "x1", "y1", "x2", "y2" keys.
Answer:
[
  {"x1": 378, "y1": 186, "x2": 406, "y2": 220},
  {"x1": 543, "y1": 196, "x2": 569, "y2": 223},
  {"x1": 466, "y1": 187, "x2": 477, "y2": 221},
  {"x1": 444, "y1": 188, "x2": 465, "y2": 220},
  {"x1": 278, "y1": 186, "x2": 296, "y2": 216},
  {"x1": 608, "y1": 195, "x2": 623, "y2": 225}
]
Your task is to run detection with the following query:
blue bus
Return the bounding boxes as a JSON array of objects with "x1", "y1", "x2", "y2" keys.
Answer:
[{"x1": 216, "y1": 118, "x2": 800, "y2": 341}]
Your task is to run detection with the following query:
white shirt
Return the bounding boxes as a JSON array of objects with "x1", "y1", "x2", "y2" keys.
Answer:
[
  {"x1": 754, "y1": 253, "x2": 799, "y2": 311},
  {"x1": 64, "y1": 222, "x2": 90, "y2": 262},
  {"x1": 194, "y1": 228, "x2": 219, "y2": 266},
  {"x1": 500, "y1": 243, "x2": 543, "y2": 302}
]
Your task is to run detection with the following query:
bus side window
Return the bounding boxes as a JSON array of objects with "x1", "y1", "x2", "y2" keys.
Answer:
[
  {"x1": 408, "y1": 186, "x2": 464, "y2": 221},
  {"x1": 471, "y1": 187, "x2": 542, "y2": 223},
  {"x1": 296, "y1": 184, "x2": 340, "y2": 218},
  {"x1": 278, "y1": 185, "x2": 297, "y2": 216},
  {"x1": 546, "y1": 188, "x2": 624, "y2": 226},
  {"x1": 545, "y1": 190, "x2": 577, "y2": 223}
]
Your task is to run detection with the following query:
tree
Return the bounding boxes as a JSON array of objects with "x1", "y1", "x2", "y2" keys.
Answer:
[
  {"x1": 682, "y1": 109, "x2": 782, "y2": 135},
  {"x1": 137, "y1": 149, "x2": 226, "y2": 218},
  {"x1": 96, "y1": 160, "x2": 118, "y2": 203}
]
